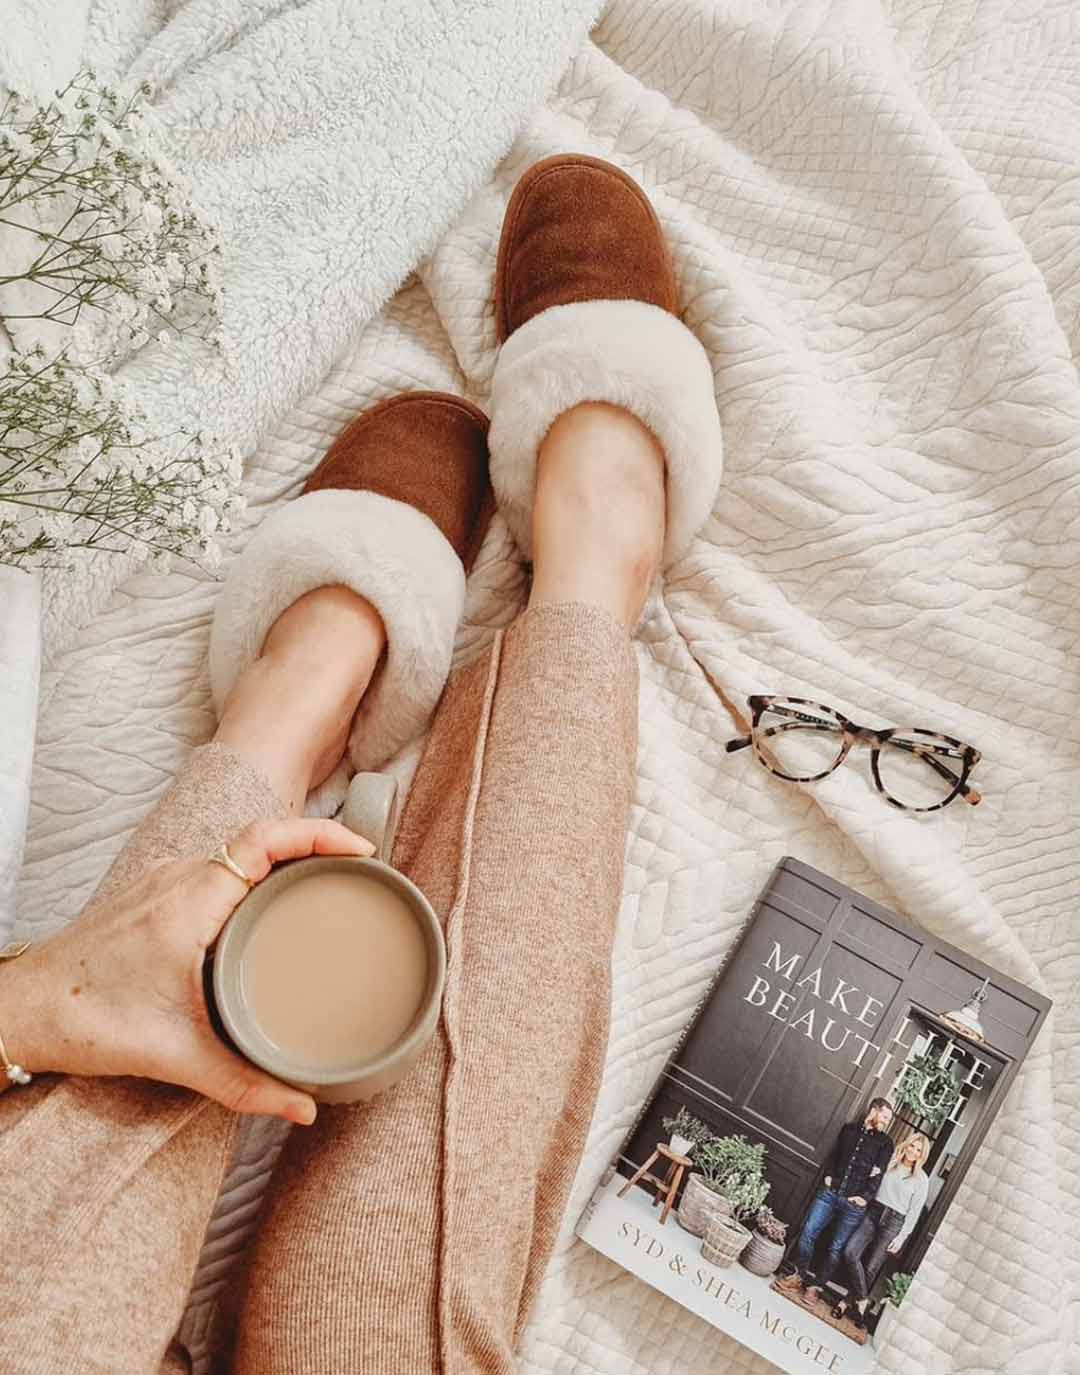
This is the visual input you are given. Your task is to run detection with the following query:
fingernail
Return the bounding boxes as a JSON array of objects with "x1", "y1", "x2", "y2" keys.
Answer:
[{"x1": 289, "y1": 1100, "x2": 317, "y2": 1126}]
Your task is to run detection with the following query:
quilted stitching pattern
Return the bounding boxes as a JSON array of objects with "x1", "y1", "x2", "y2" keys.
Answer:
[{"x1": 14, "y1": 3, "x2": 1080, "y2": 1372}]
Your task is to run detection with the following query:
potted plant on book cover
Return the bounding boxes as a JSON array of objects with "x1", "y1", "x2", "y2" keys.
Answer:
[
  {"x1": 739, "y1": 1205, "x2": 788, "y2": 1277},
  {"x1": 662, "y1": 1107, "x2": 706, "y2": 1159},
  {"x1": 872, "y1": 1271, "x2": 912, "y2": 1345},
  {"x1": 678, "y1": 1134, "x2": 768, "y2": 1239},
  {"x1": 699, "y1": 1162, "x2": 770, "y2": 1268}
]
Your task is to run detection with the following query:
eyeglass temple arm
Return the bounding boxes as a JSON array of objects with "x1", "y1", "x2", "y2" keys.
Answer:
[{"x1": 929, "y1": 760, "x2": 982, "y2": 806}]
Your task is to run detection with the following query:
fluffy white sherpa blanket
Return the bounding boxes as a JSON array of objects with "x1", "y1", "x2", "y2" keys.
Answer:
[{"x1": 8, "y1": 3, "x2": 1080, "y2": 1374}]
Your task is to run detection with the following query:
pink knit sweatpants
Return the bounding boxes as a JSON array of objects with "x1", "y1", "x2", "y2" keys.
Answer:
[{"x1": 0, "y1": 603, "x2": 637, "y2": 1374}]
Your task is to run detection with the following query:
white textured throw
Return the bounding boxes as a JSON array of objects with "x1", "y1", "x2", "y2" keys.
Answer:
[
  {"x1": 488, "y1": 299, "x2": 723, "y2": 563},
  {"x1": 7, "y1": 4, "x2": 1080, "y2": 1375},
  {"x1": 208, "y1": 490, "x2": 465, "y2": 777}
]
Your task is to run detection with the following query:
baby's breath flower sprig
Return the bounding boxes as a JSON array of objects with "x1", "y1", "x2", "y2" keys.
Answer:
[
  {"x1": 0, "y1": 72, "x2": 221, "y2": 358},
  {"x1": 1, "y1": 72, "x2": 238, "y2": 573},
  {"x1": 0, "y1": 345, "x2": 243, "y2": 572}
]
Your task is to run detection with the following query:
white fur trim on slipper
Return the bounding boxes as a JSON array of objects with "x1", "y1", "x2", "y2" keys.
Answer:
[
  {"x1": 209, "y1": 488, "x2": 465, "y2": 778},
  {"x1": 487, "y1": 298, "x2": 723, "y2": 565}
]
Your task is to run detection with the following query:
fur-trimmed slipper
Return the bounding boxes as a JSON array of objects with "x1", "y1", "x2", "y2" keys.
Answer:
[
  {"x1": 488, "y1": 152, "x2": 723, "y2": 565},
  {"x1": 209, "y1": 391, "x2": 494, "y2": 785}
]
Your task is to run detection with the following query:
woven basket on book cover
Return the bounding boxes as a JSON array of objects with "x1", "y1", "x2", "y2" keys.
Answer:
[
  {"x1": 700, "y1": 1214, "x2": 752, "y2": 1268},
  {"x1": 739, "y1": 1229, "x2": 786, "y2": 1276}
]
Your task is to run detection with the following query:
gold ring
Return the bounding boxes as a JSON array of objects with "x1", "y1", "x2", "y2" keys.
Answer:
[{"x1": 209, "y1": 842, "x2": 255, "y2": 889}]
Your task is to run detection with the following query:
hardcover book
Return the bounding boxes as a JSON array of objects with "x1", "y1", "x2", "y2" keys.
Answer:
[{"x1": 576, "y1": 857, "x2": 1051, "y2": 1375}]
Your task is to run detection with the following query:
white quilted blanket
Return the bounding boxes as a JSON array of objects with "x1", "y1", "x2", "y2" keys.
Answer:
[{"x1": 13, "y1": 3, "x2": 1080, "y2": 1373}]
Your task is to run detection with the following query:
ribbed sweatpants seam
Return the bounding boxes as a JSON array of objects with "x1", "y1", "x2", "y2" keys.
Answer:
[{"x1": 435, "y1": 628, "x2": 504, "y2": 1375}]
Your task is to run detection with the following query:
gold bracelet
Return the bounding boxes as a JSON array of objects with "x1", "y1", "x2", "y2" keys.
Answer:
[{"x1": 0, "y1": 940, "x2": 33, "y2": 1088}]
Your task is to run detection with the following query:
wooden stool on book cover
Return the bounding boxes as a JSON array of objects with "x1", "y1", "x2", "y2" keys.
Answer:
[{"x1": 617, "y1": 1142, "x2": 691, "y2": 1224}]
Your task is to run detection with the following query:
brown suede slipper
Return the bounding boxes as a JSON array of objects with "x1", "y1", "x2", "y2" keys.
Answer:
[
  {"x1": 486, "y1": 153, "x2": 723, "y2": 567},
  {"x1": 210, "y1": 391, "x2": 493, "y2": 783},
  {"x1": 304, "y1": 390, "x2": 495, "y2": 574},
  {"x1": 494, "y1": 152, "x2": 678, "y2": 343}
]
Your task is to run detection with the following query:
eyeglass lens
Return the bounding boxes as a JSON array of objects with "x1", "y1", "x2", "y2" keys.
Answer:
[
  {"x1": 875, "y1": 734, "x2": 966, "y2": 809},
  {"x1": 753, "y1": 700, "x2": 845, "y2": 780}
]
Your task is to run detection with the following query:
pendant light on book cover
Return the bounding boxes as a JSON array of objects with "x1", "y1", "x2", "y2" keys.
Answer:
[{"x1": 939, "y1": 977, "x2": 989, "y2": 1042}]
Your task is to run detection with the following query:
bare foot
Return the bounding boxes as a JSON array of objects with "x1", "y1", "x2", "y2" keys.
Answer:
[
  {"x1": 215, "y1": 586, "x2": 387, "y2": 811},
  {"x1": 529, "y1": 401, "x2": 665, "y2": 626}
]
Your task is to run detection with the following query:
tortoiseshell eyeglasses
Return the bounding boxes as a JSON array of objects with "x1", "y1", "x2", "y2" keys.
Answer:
[{"x1": 726, "y1": 695, "x2": 982, "y2": 813}]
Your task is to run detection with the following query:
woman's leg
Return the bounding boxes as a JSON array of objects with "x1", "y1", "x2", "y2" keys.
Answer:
[
  {"x1": 230, "y1": 403, "x2": 663, "y2": 1373},
  {"x1": 0, "y1": 588, "x2": 384, "y2": 1375},
  {"x1": 841, "y1": 1212, "x2": 878, "y2": 1305},
  {"x1": 856, "y1": 1212, "x2": 904, "y2": 1311}
]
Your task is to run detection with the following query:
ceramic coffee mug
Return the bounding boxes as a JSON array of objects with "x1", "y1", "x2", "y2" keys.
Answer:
[{"x1": 209, "y1": 772, "x2": 446, "y2": 1103}]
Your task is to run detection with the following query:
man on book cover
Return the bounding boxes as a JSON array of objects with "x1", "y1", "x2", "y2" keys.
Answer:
[{"x1": 776, "y1": 1097, "x2": 895, "y2": 1306}]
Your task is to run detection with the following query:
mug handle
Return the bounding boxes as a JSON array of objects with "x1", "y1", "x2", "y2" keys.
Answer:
[{"x1": 342, "y1": 772, "x2": 399, "y2": 863}]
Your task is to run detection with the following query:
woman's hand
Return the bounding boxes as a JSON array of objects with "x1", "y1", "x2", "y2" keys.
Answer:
[
  {"x1": 3, "y1": 818, "x2": 374, "y2": 1125},
  {"x1": 887, "y1": 1239, "x2": 903, "y2": 1255}
]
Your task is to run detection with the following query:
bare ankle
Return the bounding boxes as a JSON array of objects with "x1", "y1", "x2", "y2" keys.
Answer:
[
  {"x1": 529, "y1": 402, "x2": 665, "y2": 626},
  {"x1": 260, "y1": 585, "x2": 385, "y2": 672},
  {"x1": 215, "y1": 586, "x2": 387, "y2": 806}
]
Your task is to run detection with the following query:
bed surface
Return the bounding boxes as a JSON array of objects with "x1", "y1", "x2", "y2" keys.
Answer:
[{"x1": 14, "y1": 3, "x2": 1079, "y2": 1372}]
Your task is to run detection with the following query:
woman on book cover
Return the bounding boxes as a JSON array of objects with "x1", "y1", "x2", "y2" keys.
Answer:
[{"x1": 832, "y1": 1132, "x2": 931, "y2": 1329}]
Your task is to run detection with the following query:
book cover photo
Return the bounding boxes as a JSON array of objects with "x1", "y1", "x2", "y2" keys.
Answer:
[{"x1": 577, "y1": 857, "x2": 1051, "y2": 1375}]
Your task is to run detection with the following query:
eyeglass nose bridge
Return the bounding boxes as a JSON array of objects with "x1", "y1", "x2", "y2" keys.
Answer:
[
  {"x1": 828, "y1": 723, "x2": 889, "y2": 774},
  {"x1": 843, "y1": 722, "x2": 890, "y2": 748}
]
